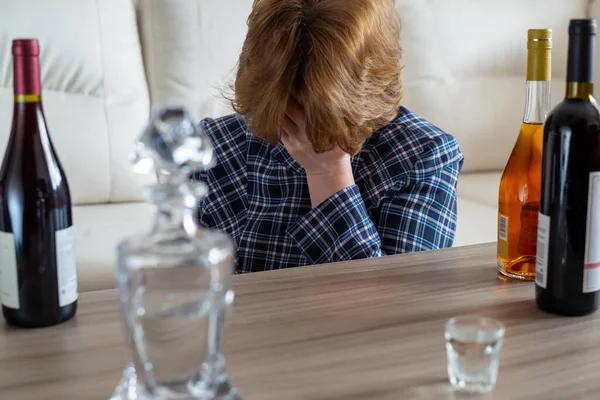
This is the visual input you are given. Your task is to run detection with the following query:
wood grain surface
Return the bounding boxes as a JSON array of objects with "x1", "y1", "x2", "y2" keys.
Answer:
[{"x1": 1, "y1": 242, "x2": 600, "y2": 400}]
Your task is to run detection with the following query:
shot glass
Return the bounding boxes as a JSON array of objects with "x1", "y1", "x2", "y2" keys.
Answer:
[{"x1": 444, "y1": 316, "x2": 505, "y2": 393}]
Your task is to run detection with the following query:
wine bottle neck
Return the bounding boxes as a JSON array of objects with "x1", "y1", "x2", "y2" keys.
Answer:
[
  {"x1": 523, "y1": 30, "x2": 552, "y2": 124},
  {"x1": 9, "y1": 40, "x2": 54, "y2": 157},
  {"x1": 566, "y1": 82, "x2": 594, "y2": 100},
  {"x1": 13, "y1": 54, "x2": 41, "y2": 97},
  {"x1": 565, "y1": 19, "x2": 596, "y2": 99},
  {"x1": 523, "y1": 80, "x2": 552, "y2": 124},
  {"x1": 14, "y1": 95, "x2": 41, "y2": 103}
]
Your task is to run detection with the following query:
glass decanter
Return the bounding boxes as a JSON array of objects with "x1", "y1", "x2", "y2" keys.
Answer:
[{"x1": 111, "y1": 105, "x2": 242, "y2": 400}]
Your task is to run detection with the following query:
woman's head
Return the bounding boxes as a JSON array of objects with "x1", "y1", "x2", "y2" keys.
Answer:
[{"x1": 232, "y1": 0, "x2": 403, "y2": 155}]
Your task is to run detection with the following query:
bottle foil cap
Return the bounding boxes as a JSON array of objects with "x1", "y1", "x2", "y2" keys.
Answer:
[
  {"x1": 527, "y1": 29, "x2": 552, "y2": 50},
  {"x1": 569, "y1": 19, "x2": 597, "y2": 36},
  {"x1": 527, "y1": 29, "x2": 552, "y2": 81},
  {"x1": 12, "y1": 39, "x2": 40, "y2": 57}
]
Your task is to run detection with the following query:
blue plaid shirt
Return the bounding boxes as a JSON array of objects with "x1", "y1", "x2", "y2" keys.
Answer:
[{"x1": 194, "y1": 106, "x2": 463, "y2": 273}]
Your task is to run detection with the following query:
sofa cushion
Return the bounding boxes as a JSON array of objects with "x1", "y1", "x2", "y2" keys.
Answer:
[
  {"x1": 0, "y1": 0, "x2": 153, "y2": 204},
  {"x1": 72, "y1": 175, "x2": 501, "y2": 293},
  {"x1": 455, "y1": 197, "x2": 498, "y2": 248},
  {"x1": 454, "y1": 171, "x2": 502, "y2": 248},
  {"x1": 74, "y1": 202, "x2": 154, "y2": 292},
  {"x1": 458, "y1": 172, "x2": 502, "y2": 209}
]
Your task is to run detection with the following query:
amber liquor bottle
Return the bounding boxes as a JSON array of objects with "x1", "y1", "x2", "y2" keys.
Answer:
[{"x1": 497, "y1": 29, "x2": 552, "y2": 280}]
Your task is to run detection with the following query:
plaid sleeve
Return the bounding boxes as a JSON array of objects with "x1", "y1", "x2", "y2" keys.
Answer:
[
  {"x1": 286, "y1": 185, "x2": 383, "y2": 265},
  {"x1": 286, "y1": 135, "x2": 462, "y2": 264},
  {"x1": 192, "y1": 116, "x2": 248, "y2": 240},
  {"x1": 377, "y1": 135, "x2": 462, "y2": 253}
]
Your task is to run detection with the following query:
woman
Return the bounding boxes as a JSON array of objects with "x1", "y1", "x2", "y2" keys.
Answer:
[{"x1": 194, "y1": 0, "x2": 464, "y2": 273}]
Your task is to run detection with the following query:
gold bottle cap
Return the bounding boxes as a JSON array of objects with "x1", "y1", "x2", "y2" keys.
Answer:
[
  {"x1": 527, "y1": 29, "x2": 552, "y2": 81},
  {"x1": 527, "y1": 29, "x2": 553, "y2": 50}
]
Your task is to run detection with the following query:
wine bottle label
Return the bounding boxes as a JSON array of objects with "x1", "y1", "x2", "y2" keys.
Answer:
[
  {"x1": 56, "y1": 226, "x2": 78, "y2": 306},
  {"x1": 583, "y1": 172, "x2": 600, "y2": 293},
  {"x1": 535, "y1": 213, "x2": 550, "y2": 289},
  {"x1": 0, "y1": 231, "x2": 19, "y2": 309}
]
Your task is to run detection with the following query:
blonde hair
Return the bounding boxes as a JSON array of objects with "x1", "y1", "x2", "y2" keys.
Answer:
[{"x1": 231, "y1": 0, "x2": 403, "y2": 155}]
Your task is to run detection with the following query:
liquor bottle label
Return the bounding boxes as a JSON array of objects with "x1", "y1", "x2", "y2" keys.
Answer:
[
  {"x1": 499, "y1": 214, "x2": 508, "y2": 241},
  {"x1": 497, "y1": 214, "x2": 509, "y2": 259},
  {"x1": 583, "y1": 172, "x2": 600, "y2": 293},
  {"x1": 0, "y1": 231, "x2": 19, "y2": 309},
  {"x1": 56, "y1": 226, "x2": 78, "y2": 306},
  {"x1": 535, "y1": 213, "x2": 550, "y2": 289}
]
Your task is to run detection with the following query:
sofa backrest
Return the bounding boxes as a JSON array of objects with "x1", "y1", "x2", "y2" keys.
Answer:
[
  {"x1": 0, "y1": 0, "x2": 153, "y2": 205},
  {"x1": 137, "y1": 0, "x2": 599, "y2": 174},
  {"x1": 1, "y1": 0, "x2": 599, "y2": 207},
  {"x1": 397, "y1": 0, "x2": 598, "y2": 173},
  {"x1": 136, "y1": 0, "x2": 253, "y2": 121}
]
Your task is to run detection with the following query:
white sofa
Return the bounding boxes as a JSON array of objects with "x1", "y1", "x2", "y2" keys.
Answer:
[{"x1": 0, "y1": 0, "x2": 597, "y2": 292}]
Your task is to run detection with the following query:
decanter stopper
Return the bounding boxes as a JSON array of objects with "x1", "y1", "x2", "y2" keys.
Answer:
[
  {"x1": 130, "y1": 105, "x2": 215, "y2": 236},
  {"x1": 130, "y1": 105, "x2": 215, "y2": 184}
]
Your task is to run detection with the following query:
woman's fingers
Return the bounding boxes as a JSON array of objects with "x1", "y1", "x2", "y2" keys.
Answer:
[
  {"x1": 280, "y1": 127, "x2": 295, "y2": 149},
  {"x1": 280, "y1": 127, "x2": 288, "y2": 142},
  {"x1": 282, "y1": 100, "x2": 310, "y2": 149},
  {"x1": 285, "y1": 107, "x2": 302, "y2": 126},
  {"x1": 282, "y1": 114, "x2": 299, "y2": 136},
  {"x1": 285, "y1": 98, "x2": 306, "y2": 130},
  {"x1": 284, "y1": 115, "x2": 312, "y2": 147}
]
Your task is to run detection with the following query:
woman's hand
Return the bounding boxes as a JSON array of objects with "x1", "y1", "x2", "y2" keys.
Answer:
[{"x1": 280, "y1": 102, "x2": 355, "y2": 208}]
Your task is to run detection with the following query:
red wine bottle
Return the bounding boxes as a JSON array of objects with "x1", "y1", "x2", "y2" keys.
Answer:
[
  {"x1": 535, "y1": 20, "x2": 600, "y2": 316},
  {"x1": 0, "y1": 39, "x2": 78, "y2": 327}
]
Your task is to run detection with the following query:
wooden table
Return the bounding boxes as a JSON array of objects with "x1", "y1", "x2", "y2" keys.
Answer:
[{"x1": 1, "y1": 242, "x2": 600, "y2": 399}]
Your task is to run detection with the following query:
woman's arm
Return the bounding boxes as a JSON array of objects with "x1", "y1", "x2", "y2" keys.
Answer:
[
  {"x1": 375, "y1": 160, "x2": 461, "y2": 254},
  {"x1": 282, "y1": 102, "x2": 462, "y2": 264},
  {"x1": 285, "y1": 161, "x2": 461, "y2": 265},
  {"x1": 192, "y1": 116, "x2": 248, "y2": 237},
  {"x1": 281, "y1": 101, "x2": 356, "y2": 208}
]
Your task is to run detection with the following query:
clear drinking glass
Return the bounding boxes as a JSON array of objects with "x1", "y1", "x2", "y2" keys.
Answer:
[
  {"x1": 445, "y1": 316, "x2": 505, "y2": 393},
  {"x1": 111, "y1": 105, "x2": 242, "y2": 400}
]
